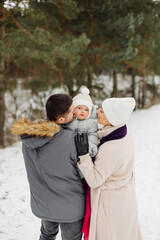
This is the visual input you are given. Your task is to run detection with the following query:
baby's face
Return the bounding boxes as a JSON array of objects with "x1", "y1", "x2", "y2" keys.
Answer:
[{"x1": 74, "y1": 105, "x2": 89, "y2": 120}]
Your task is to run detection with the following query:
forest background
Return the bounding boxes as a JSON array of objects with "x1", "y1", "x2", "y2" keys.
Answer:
[{"x1": 0, "y1": 0, "x2": 160, "y2": 147}]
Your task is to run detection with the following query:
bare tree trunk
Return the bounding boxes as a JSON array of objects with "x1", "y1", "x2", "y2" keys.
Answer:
[
  {"x1": 142, "y1": 74, "x2": 146, "y2": 108},
  {"x1": 0, "y1": 2, "x2": 5, "y2": 147},
  {"x1": 137, "y1": 79, "x2": 142, "y2": 109},
  {"x1": 112, "y1": 70, "x2": 118, "y2": 97},
  {"x1": 141, "y1": 49, "x2": 147, "y2": 108},
  {"x1": 150, "y1": 76, "x2": 158, "y2": 105},
  {"x1": 131, "y1": 70, "x2": 135, "y2": 99},
  {"x1": 87, "y1": 70, "x2": 93, "y2": 96}
]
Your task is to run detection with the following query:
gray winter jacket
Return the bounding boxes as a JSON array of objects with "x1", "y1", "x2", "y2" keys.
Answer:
[
  {"x1": 66, "y1": 107, "x2": 98, "y2": 157},
  {"x1": 11, "y1": 119, "x2": 85, "y2": 222}
]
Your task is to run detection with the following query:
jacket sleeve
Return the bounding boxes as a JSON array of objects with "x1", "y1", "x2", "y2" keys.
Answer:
[
  {"x1": 77, "y1": 143, "x2": 124, "y2": 188},
  {"x1": 87, "y1": 120, "x2": 98, "y2": 157}
]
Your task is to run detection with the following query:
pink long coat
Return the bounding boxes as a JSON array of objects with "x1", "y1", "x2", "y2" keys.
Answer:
[{"x1": 78, "y1": 125, "x2": 142, "y2": 240}]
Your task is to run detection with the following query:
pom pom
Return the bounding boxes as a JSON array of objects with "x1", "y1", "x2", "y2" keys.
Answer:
[{"x1": 80, "y1": 87, "x2": 90, "y2": 95}]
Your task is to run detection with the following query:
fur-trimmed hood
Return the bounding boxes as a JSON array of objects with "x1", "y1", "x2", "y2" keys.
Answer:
[{"x1": 11, "y1": 118, "x2": 60, "y2": 138}]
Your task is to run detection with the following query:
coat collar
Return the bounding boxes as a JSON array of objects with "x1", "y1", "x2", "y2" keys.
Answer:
[{"x1": 97, "y1": 124, "x2": 125, "y2": 140}]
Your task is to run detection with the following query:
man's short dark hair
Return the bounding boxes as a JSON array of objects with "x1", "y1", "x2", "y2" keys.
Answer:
[{"x1": 46, "y1": 94, "x2": 73, "y2": 121}]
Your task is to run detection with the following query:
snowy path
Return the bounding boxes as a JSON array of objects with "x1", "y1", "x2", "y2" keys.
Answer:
[{"x1": 0, "y1": 105, "x2": 160, "y2": 240}]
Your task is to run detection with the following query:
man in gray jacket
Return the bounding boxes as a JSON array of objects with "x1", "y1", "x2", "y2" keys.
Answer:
[{"x1": 11, "y1": 94, "x2": 85, "y2": 240}]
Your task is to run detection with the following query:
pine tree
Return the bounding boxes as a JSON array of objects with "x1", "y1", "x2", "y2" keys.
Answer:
[{"x1": 121, "y1": 0, "x2": 160, "y2": 107}]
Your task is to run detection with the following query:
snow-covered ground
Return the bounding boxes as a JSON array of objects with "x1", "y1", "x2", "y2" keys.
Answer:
[{"x1": 0, "y1": 105, "x2": 160, "y2": 240}]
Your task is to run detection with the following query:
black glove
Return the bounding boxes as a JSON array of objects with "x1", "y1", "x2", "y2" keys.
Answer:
[{"x1": 74, "y1": 132, "x2": 89, "y2": 156}]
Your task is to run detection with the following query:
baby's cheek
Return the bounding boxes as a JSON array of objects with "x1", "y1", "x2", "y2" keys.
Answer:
[{"x1": 74, "y1": 112, "x2": 78, "y2": 117}]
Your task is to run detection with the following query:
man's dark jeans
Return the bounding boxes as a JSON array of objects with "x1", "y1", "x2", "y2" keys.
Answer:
[{"x1": 39, "y1": 218, "x2": 83, "y2": 240}]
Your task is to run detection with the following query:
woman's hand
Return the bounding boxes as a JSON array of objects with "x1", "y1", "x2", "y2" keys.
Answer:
[{"x1": 74, "y1": 133, "x2": 89, "y2": 156}]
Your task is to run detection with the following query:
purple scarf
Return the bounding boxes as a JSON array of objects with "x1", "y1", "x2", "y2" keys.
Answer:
[{"x1": 98, "y1": 124, "x2": 127, "y2": 148}]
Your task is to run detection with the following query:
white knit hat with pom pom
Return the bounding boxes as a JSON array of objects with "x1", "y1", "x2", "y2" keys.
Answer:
[{"x1": 73, "y1": 87, "x2": 93, "y2": 117}]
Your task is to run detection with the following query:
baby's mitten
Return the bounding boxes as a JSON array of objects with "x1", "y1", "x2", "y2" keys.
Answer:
[{"x1": 89, "y1": 144, "x2": 98, "y2": 158}]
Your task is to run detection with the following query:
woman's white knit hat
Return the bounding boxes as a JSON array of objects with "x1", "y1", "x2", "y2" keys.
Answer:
[
  {"x1": 102, "y1": 97, "x2": 136, "y2": 126},
  {"x1": 73, "y1": 87, "x2": 93, "y2": 117}
]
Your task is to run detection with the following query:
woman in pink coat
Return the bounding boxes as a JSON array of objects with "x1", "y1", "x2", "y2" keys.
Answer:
[{"x1": 75, "y1": 97, "x2": 143, "y2": 240}]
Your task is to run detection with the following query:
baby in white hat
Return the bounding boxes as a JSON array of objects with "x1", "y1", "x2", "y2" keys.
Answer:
[{"x1": 66, "y1": 87, "x2": 98, "y2": 158}]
